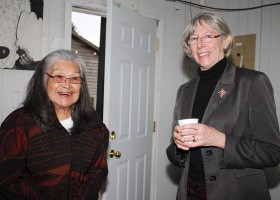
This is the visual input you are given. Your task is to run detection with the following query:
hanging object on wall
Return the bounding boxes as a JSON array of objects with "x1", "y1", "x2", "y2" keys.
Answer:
[
  {"x1": 175, "y1": 1, "x2": 180, "y2": 10},
  {"x1": 229, "y1": 34, "x2": 256, "y2": 70},
  {"x1": 0, "y1": 0, "x2": 43, "y2": 70}
]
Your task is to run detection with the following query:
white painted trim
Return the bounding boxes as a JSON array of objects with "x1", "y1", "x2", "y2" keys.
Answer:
[
  {"x1": 72, "y1": 5, "x2": 107, "y2": 17},
  {"x1": 150, "y1": 17, "x2": 164, "y2": 200}
]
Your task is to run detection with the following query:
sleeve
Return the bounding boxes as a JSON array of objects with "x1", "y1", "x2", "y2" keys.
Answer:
[
  {"x1": 0, "y1": 112, "x2": 39, "y2": 199},
  {"x1": 77, "y1": 126, "x2": 109, "y2": 199},
  {"x1": 166, "y1": 85, "x2": 188, "y2": 167},
  {"x1": 222, "y1": 72, "x2": 280, "y2": 168},
  {"x1": 166, "y1": 142, "x2": 187, "y2": 167}
]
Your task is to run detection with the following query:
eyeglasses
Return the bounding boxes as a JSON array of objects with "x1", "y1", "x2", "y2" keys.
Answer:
[
  {"x1": 187, "y1": 34, "x2": 224, "y2": 45},
  {"x1": 45, "y1": 73, "x2": 83, "y2": 84}
]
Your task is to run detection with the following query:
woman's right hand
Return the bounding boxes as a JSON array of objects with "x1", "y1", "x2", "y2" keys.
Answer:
[{"x1": 173, "y1": 125, "x2": 193, "y2": 151}]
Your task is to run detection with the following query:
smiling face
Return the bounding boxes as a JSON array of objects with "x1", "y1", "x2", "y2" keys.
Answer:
[
  {"x1": 46, "y1": 60, "x2": 81, "y2": 119},
  {"x1": 189, "y1": 21, "x2": 229, "y2": 70}
]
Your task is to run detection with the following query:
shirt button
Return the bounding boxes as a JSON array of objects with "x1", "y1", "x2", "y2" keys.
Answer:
[
  {"x1": 206, "y1": 150, "x2": 213, "y2": 156},
  {"x1": 210, "y1": 176, "x2": 216, "y2": 182}
]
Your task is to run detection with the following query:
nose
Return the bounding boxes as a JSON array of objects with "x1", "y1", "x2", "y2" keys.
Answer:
[
  {"x1": 62, "y1": 78, "x2": 71, "y2": 88},
  {"x1": 196, "y1": 38, "x2": 205, "y2": 48}
]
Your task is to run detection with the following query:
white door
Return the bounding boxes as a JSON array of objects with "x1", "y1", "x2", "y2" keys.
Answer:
[{"x1": 102, "y1": 1, "x2": 157, "y2": 200}]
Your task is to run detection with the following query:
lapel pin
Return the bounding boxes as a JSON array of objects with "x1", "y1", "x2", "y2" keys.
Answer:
[{"x1": 218, "y1": 88, "x2": 227, "y2": 98}]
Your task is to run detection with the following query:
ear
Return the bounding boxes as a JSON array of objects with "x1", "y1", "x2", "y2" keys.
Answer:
[{"x1": 222, "y1": 35, "x2": 232, "y2": 49}]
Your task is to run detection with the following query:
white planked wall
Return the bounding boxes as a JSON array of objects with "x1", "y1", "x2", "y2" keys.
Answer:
[
  {"x1": 1, "y1": 0, "x2": 280, "y2": 199},
  {"x1": 0, "y1": 69, "x2": 34, "y2": 123}
]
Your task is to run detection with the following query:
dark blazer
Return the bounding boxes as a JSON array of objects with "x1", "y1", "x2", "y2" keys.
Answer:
[{"x1": 166, "y1": 61, "x2": 280, "y2": 200}]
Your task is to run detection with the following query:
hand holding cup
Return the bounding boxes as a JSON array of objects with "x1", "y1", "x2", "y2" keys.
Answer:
[{"x1": 178, "y1": 118, "x2": 198, "y2": 143}]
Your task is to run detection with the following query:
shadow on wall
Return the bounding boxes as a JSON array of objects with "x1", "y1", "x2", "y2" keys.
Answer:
[
  {"x1": 164, "y1": 56, "x2": 198, "y2": 186},
  {"x1": 182, "y1": 56, "x2": 199, "y2": 80},
  {"x1": 265, "y1": 166, "x2": 280, "y2": 189},
  {"x1": 166, "y1": 55, "x2": 280, "y2": 192}
]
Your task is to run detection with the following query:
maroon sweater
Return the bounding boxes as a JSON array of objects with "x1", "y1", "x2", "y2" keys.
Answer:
[{"x1": 0, "y1": 107, "x2": 109, "y2": 200}]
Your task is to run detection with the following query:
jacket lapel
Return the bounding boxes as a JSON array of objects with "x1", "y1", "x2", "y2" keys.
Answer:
[{"x1": 202, "y1": 63, "x2": 236, "y2": 123}]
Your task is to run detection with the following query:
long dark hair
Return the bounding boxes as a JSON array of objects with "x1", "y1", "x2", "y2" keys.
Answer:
[{"x1": 23, "y1": 49, "x2": 101, "y2": 133}]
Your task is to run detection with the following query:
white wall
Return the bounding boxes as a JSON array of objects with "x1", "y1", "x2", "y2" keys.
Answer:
[
  {"x1": 1, "y1": 0, "x2": 280, "y2": 199},
  {"x1": 0, "y1": 69, "x2": 33, "y2": 122}
]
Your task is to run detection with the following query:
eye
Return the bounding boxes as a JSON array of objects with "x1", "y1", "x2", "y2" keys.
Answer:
[
  {"x1": 190, "y1": 37, "x2": 198, "y2": 42},
  {"x1": 52, "y1": 75, "x2": 66, "y2": 83},
  {"x1": 71, "y1": 76, "x2": 82, "y2": 83},
  {"x1": 55, "y1": 75, "x2": 65, "y2": 80},
  {"x1": 0, "y1": 46, "x2": 10, "y2": 59},
  {"x1": 205, "y1": 35, "x2": 213, "y2": 39}
]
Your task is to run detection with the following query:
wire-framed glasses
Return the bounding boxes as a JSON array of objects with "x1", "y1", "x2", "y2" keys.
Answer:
[
  {"x1": 45, "y1": 73, "x2": 83, "y2": 84},
  {"x1": 188, "y1": 34, "x2": 224, "y2": 45}
]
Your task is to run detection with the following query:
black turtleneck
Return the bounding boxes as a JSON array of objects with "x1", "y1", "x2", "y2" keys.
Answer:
[{"x1": 188, "y1": 57, "x2": 227, "y2": 186}]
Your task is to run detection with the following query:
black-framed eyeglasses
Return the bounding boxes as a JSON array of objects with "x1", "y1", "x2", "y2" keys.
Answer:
[
  {"x1": 45, "y1": 73, "x2": 83, "y2": 84},
  {"x1": 187, "y1": 34, "x2": 224, "y2": 45}
]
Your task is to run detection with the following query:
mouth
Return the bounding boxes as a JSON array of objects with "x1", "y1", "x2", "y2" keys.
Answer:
[
  {"x1": 58, "y1": 92, "x2": 72, "y2": 96},
  {"x1": 198, "y1": 52, "x2": 209, "y2": 57}
]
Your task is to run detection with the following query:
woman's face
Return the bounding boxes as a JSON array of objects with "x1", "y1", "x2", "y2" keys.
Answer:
[
  {"x1": 189, "y1": 21, "x2": 229, "y2": 70},
  {"x1": 46, "y1": 60, "x2": 81, "y2": 114}
]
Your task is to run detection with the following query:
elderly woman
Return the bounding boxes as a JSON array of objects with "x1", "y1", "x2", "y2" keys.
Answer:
[
  {"x1": 166, "y1": 13, "x2": 280, "y2": 200},
  {"x1": 0, "y1": 49, "x2": 109, "y2": 199}
]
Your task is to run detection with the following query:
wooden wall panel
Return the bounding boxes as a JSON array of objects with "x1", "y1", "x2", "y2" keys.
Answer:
[{"x1": 71, "y1": 36, "x2": 99, "y2": 109}]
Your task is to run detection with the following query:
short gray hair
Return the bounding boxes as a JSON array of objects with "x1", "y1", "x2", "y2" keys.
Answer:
[{"x1": 182, "y1": 12, "x2": 234, "y2": 58}]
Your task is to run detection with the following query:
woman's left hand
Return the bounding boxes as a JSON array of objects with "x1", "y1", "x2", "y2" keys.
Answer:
[{"x1": 180, "y1": 123, "x2": 226, "y2": 149}]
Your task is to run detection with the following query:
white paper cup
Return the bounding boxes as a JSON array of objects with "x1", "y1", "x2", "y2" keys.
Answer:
[
  {"x1": 178, "y1": 118, "x2": 198, "y2": 141},
  {"x1": 178, "y1": 118, "x2": 199, "y2": 126}
]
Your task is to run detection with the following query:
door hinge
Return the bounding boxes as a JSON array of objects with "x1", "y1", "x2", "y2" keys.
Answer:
[
  {"x1": 156, "y1": 38, "x2": 159, "y2": 50},
  {"x1": 153, "y1": 121, "x2": 156, "y2": 133}
]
